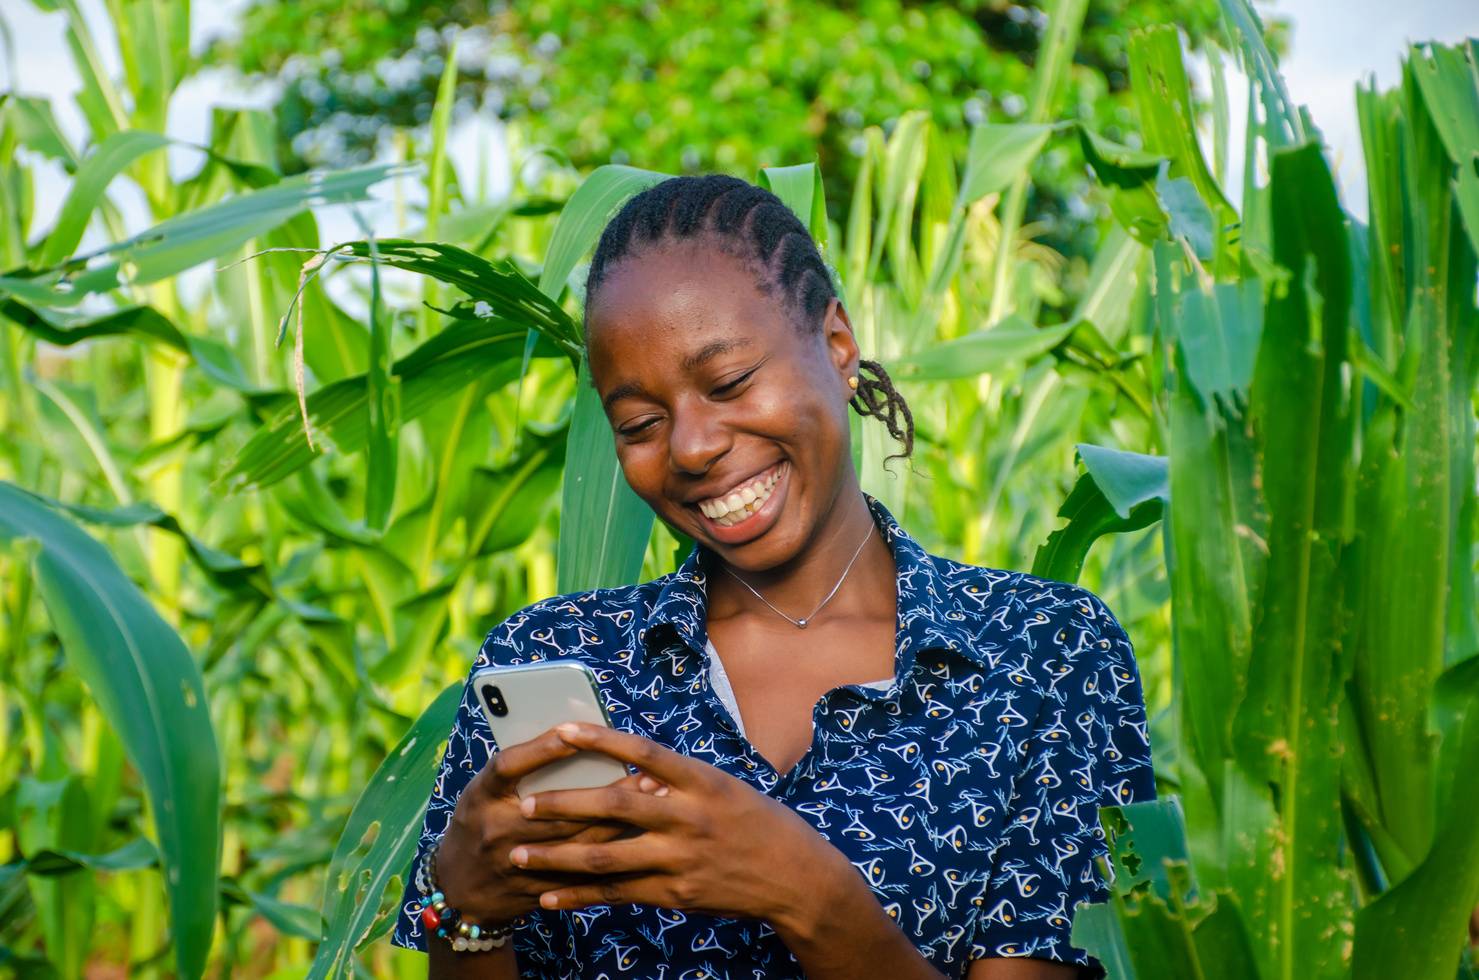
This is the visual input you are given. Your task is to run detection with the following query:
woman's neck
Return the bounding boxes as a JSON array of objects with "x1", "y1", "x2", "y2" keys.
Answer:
[{"x1": 705, "y1": 475, "x2": 896, "y2": 629}]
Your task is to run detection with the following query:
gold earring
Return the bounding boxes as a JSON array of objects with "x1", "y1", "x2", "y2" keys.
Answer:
[{"x1": 848, "y1": 376, "x2": 859, "y2": 390}]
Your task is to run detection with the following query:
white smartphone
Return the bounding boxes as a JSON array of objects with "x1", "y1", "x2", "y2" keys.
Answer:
[{"x1": 470, "y1": 661, "x2": 630, "y2": 797}]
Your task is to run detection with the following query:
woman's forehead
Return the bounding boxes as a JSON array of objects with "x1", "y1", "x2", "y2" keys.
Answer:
[{"x1": 586, "y1": 246, "x2": 789, "y2": 353}]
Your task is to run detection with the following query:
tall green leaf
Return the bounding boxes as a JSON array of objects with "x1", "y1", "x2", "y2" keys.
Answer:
[
  {"x1": 537, "y1": 165, "x2": 668, "y2": 594},
  {"x1": 557, "y1": 359, "x2": 654, "y2": 594},
  {"x1": 1231, "y1": 141, "x2": 1354, "y2": 980},
  {"x1": 309, "y1": 682, "x2": 462, "y2": 980},
  {"x1": 0, "y1": 482, "x2": 219, "y2": 980}
]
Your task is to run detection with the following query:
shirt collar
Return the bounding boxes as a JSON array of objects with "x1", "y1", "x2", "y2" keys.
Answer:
[{"x1": 644, "y1": 497, "x2": 980, "y2": 672}]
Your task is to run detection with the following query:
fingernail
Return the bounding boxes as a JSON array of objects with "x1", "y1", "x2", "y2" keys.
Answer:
[
  {"x1": 520, "y1": 796, "x2": 537, "y2": 817},
  {"x1": 638, "y1": 775, "x2": 660, "y2": 793},
  {"x1": 655, "y1": 785, "x2": 670, "y2": 797},
  {"x1": 556, "y1": 723, "x2": 580, "y2": 739},
  {"x1": 540, "y1": 893, "x2": 559, "y2": 909},
  {"x1": 510, "y1": 846, "x2": 528, "y2": 867}
]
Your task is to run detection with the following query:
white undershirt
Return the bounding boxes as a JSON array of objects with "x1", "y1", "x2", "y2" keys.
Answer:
[{"x1": 703, "y1": 637, "x2": 892, "y2": 738}]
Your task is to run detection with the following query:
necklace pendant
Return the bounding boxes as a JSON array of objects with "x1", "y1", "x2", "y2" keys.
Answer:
[{"x1": 797, "y1": 618, "x2": 808, "y2": 629}]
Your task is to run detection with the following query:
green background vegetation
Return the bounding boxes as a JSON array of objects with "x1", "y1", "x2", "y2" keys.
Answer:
[{"x1": 0, "y1": 1, "x2": 1476, "y2": 980}]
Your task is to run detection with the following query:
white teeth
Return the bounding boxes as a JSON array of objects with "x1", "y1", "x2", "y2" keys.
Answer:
[{"x1": 698, "y1": 467, "x2": 782, "y2": 525}]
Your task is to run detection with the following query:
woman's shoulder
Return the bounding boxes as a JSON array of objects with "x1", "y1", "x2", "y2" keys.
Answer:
[
  {"x1": 478, "y1": 570, "x2": 692, "y2": 655},
  {"x1": 922, "y1": 551, "x2": 1130, "y2": 641}
]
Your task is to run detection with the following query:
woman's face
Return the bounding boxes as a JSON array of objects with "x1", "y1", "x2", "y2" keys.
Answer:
[{"x1": 586, "y1": 242, "x2": 860, "y2": 572}]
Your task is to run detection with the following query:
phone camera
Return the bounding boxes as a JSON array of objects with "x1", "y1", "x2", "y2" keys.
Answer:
[{"x1": 481, "y1": 684, "x2": 509, "y2": 717}]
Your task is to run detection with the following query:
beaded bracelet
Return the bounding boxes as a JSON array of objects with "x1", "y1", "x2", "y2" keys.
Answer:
[{"x1": 413, "y1": 840, "x2": 516, "y2": 953}]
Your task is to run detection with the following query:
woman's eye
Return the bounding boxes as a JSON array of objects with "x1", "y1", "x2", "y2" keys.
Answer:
[
  {"x1": 618, "y1": 417, "x2": 659, "y2": 437},
  {"x1": 712, "y1": 370, "x2": 756, "y2": 397}
]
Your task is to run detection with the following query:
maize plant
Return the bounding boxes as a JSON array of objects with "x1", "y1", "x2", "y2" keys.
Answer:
[{"x1": 1049, "y1": 7, "x2": 1479, "y2": 980}]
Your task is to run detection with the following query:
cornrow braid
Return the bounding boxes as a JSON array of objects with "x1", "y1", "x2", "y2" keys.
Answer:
[
  {"x1": 851, "y1": 359, "x2": 914, "y2": 461},
  {"x1": 585, "y1": 174, "x2": 914, "y2": 459}
]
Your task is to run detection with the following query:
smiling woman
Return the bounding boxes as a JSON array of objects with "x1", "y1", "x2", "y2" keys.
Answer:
[{"x1": 391, "y1": 176, "x2": 1155, "y2": 980}]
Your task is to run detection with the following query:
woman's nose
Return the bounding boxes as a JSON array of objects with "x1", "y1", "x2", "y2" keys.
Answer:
[{"x1": 667, "y1": 402, "x2": 730, "y2": 475}]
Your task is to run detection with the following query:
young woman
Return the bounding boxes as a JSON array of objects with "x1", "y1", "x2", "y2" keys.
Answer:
[{"x1": 392, "y1": 175, "x2": 1154, "y2": 979}]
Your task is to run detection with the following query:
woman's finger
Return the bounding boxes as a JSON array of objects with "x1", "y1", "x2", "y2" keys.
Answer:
[
  {"x1": 477, "y1": 728, "x2": 582, "y2": 796},
  {"x1": 553, "y1": 723, "x2": 698, "y2": 787},
  {"x1": 510, "y1": 837, "x2": 667, "y2": 876},
  {"x1": 521, "y1": 782, "x2": 674, "y2": 828},
  {"x1": 536, "y1": 877, "x2": 657, "y2": 912}
]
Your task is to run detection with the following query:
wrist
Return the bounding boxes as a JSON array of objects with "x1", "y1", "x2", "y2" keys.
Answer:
[
  {"x1": 767, "y1": 839, "x2": 874, "y2": 948},
  {"x1": 418, "y1": 840, "x2": 518, "y2": 953}
]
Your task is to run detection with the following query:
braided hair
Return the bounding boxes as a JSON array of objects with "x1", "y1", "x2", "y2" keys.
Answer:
[{"x1": 584, "y1": 174, "x2": 913, "y2": 459}]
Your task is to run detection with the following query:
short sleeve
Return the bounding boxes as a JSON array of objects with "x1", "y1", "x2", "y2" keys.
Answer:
[
  {"x1": 390, "y1": 634, "x2": 506, "y2": 951},
  {"x1": 968, "y1": 592, "x2": 1155, "y2": 971}
]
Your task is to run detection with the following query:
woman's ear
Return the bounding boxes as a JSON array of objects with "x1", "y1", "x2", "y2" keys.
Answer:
[{"x1": 822, "y1": 298, "x2": 861, "y2": 388}]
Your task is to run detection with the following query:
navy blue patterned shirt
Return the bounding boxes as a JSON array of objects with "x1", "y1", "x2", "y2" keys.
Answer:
[{"x1": 393, "y1": 500, "x2": 1154, "y2": 977}]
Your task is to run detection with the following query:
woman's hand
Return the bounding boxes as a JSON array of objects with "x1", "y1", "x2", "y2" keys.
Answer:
[
  {"x1": 435, "y1": 728, "x2": 649, "y2": 925},
  {"x1": 508, "y1": 723, "x2": 856, "y2": 929}
]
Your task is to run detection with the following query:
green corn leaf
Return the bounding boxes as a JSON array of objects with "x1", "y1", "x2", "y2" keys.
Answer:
[
  {"x1": 337, "y1": 240, "x2": 583, "y2": 359},
  {"x1": 39, "y1": 130, "x2": 279, "y2": 268},
  {"x1": 537, "y1": 164, "x2": 669, "y2": 302},
  {"x1": 1077, "y1": 444, "x2": 1170, "y2": 519},
  {"x1": 12, "y1": 164, "x2": 406, "y2": 304},
  {"x1": 1171, "y1": 279, "x2": 1264, "y2": 413},
  {"x1": 958, "y1": 123, "x2": 1054, "y2": 206},
  {"x1": 3, "y1": 95, "x2": 81, "y2": 170},
  {"x1": 1217, "y1": 0, "x2": 1306, "y2": 148},
  {"x1": 1100, "y1": 798, "x2": 1193, "y2": 902},
  {"x1": 0, "y1": 296, "x2": 266, "y2": 394},
  {"x1": 40, "y1": 131, "x2": 169, "y2": 269},
  {"x1": 1031, "y1": 447, "x2": 1166, "y2": 585},
  {"x1": 363, "y1": 239, "x2": 398, "y2": 532},
  {"x1": 558, "y1": 358, "x2": 654, "y2": 594},
  {"x1": 756, "y1": 162, "x2": 828, "y2": 253},
  {"x1": 1079, "y1": 128, "x2": 1169, "y2": 245},
  {"x1": 1127, "y1": 25, "x2": 1237, "y2": 258},
  {"x1": 40, "y1": 495, "x2": 275, "y2": 601},
  {"x1": 25, "y1": 837, "x2": 159, "y2": 876},
  {"x1": 309, "y1": 682, "x2": 462, "y2": 980},
  {"x1": 535, "y1": 164, "x2": 668, "y2": 594},
  {"x1": 218, "y1": 318, "x2": 560, "y2": 492},
  {"x1": 1233, "y1": 141, "x2": 1354, "y2": 980},
  {"x1": 0, "y1": 482, "x2": 220, "y2": 980},
  {"x1": 1069, "y1": 902, "x2": 1138, "y2": 980},
  {"x1": 891, "y1": 316, "x2": 1072, "y2": 381},
  {"x1": 220, "y1": 879, "x2": 326, "y2": 941},
  {"x1": 1353, "y1": 656, "x2": 1479, "y2": 980}
]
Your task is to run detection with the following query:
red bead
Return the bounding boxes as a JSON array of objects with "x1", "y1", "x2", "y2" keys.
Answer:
[{"x1": 421, "y1": 905, "x2": 441, "y2": 929}]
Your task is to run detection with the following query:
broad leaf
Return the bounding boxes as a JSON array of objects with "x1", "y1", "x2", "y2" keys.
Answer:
[
  {"x1": 309, "y1": 682, "x2": 462, "y2": 980},
  {"x1": 0, "y1": 482, "x2": 219, "y2": 980}
]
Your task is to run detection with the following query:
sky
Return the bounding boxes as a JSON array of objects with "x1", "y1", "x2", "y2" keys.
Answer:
[{"x1": 2, "y1": 0, "x2": 1477, "y2": 240}]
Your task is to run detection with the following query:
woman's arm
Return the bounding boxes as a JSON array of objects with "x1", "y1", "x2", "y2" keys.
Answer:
[{"x1": 509, "y1": 724, "x2": 940, "y2": 980}]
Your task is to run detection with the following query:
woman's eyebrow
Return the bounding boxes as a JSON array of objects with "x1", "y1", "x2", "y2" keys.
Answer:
[
  {"x1": 603, "y1": 379, "x2": 648, "y2": 412},
  {"x1": 681, "y1": 338, "x2": 753, "y2": 373}
]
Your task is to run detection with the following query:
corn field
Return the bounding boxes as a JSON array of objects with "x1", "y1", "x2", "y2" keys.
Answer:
[{"x1": 0, "y1": 0, "x2": 1476, "y2": 978}]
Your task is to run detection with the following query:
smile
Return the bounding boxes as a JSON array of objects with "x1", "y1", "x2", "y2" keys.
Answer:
[{"x1": 696, "y1": 464, "x2": 783, "y2": 527}]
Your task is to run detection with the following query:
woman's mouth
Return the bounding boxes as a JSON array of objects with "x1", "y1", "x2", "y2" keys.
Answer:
[{"x1": 696, "y1": 464, "x2": 783, "y2": 527}]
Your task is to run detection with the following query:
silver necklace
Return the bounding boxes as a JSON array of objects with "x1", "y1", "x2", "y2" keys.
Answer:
[{"x1": 723, "y1": 522, "x2": 876, "y2": 629}]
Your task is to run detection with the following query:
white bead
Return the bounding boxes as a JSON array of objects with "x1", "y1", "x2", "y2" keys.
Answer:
[
  {"x1": 452, "y1": 937, "x2": 469, "y2": 952},
  {"x1": 478, "y1": 938, "x2": 494, "y2": 951},
  {"x1": 491, "y1": 934, "x2": 507, "y2": 948}
]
